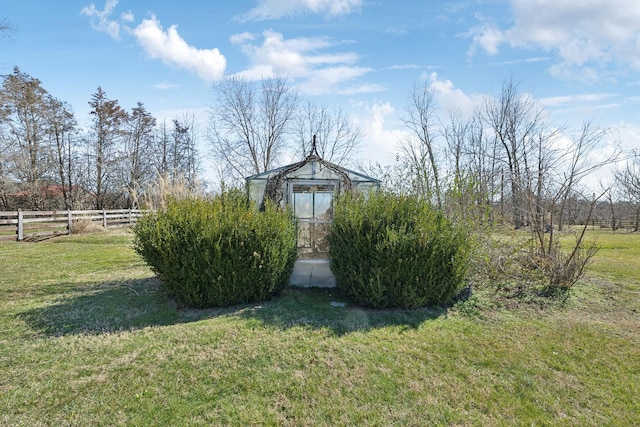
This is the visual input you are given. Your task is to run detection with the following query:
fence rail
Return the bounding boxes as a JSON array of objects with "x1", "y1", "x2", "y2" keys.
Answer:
[{"x1": 0, "y1": 209, "x2": 148, "y2": 241}]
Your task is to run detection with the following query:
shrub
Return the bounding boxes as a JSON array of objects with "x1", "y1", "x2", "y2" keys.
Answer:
[
  {"x1": 133, "y1": 189, "x2": 297, "y2": 308},
  {"x1": 525, "y1": 237, "x2": 598, "y2": 297},
  {"x1": 328, "y1": 191, "x2": 470, "y2": 309}
]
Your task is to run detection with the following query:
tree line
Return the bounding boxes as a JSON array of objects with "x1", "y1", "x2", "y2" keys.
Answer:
[
  {"x1": 0, "y1": 69, "x2": 362, "y2": 211},
  {"x1": 0, "y1": 68, "x2": 201, "y2": 210},
  {"x1": 372, "y1": 79, "x2": 640, "y2": 233},
  {"x1": 1, "y1": 65, "x2": 639, "y2": 234}
]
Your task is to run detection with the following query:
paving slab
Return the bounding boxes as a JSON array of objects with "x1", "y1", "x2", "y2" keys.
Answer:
[{"x1": 289, "y1": 259, "x2": 336, "y2": 288}]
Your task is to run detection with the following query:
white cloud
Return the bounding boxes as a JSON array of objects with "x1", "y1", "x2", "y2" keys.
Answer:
[
  {"x1": 425, "y1": 72, "x2": 483, "y2": 118},
  {"x1": 468, "y1": 0, "x2": 640, "y2": 80},
  {"x1": 238, "y1": 0, "x2": 362, "y2": 21},
  {"x1": 121, "y1": 11, "x2": 134, "y2": 23},
  {"x1": 81, "y1": 0, "x2": 123, "y2": 40},
  {"x1": 152, "y1": 82, "x2": 180, "y2": 91},
  {"x1": 230, "y1": 29, "x2": 380, "y2": 95},
  {"x1": 352, "y1": 101, "x2": 406, "y2": 164},
  {"x1": 133, "y1": 16, "x2": 226, "y2": 82},
  {"x1": 616, "y1": 122, "x2": 640, "y2": 154},
  {"x1": 497, "y1": 56, "x2": 550, "y2": 66},
  {"x1": 471, "y1": 24, "x2": 503, "y2": 56},
  {"x1": 234, "y1": 30, "x2": 316, "y2": 77},
  {"x1": 82, "y1": 2, "x2": 226, "y2": 82},
  {"x1": 389, "y1": 64, "x2": 419, "y2": 70},
  {"x1": 300, "y1": 66, "x2": 372, "y2": 94},
  {"x1": 384, "y1": 27, "x2": 407, "y2": 36},
  {"x1": 335, "y1": 83, "x2": 386, "y2": 95},
  {"x1": 539, "y1": 93, "x2": 618, "y2": 108},
  {"x1": 229, "y1": 32, "x2": 254, "y2": 45}
]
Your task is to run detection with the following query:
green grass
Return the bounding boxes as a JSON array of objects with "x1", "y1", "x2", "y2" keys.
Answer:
[
  {"x1": 1, "y1": 229, "x2": 639, "y2": 426},
  {"x1": 585, "y1": 229, "x2": 640, "y2": 283}
]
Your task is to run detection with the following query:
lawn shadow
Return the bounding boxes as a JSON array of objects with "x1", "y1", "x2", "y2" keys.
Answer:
[
  {"x1": 233, "y1": 286, "x2": 447, "y2": 335},
  {"x1": 20, "y1": 280, "x2": 446, "y2": 337},
  {"x1": 18, "y1": 277, "x2": 235, "y2": 336}
]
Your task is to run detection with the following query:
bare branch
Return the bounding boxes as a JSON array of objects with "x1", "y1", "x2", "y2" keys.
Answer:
[
  {"x1": 398, "y1": 82, "x2": 442, "y2": 206},
  {"x1": 293, "y1": 100, "x2": 363, "y2": 165},
  {"x1": 208, "y1": 76, "x2": 298, "y2": 185}
]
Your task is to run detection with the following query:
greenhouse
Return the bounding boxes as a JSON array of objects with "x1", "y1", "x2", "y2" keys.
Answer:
[{"x1": 246, "y1": 139, "x2": 379, "y2": 259}]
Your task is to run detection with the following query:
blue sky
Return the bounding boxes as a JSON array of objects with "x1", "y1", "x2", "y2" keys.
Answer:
[{"x1": 2, "y1": 0, "x2": 638, "y2": 181}]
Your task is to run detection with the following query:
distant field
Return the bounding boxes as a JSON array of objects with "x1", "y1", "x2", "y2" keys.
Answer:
[{"x1": 0, "y1": 228, "x2": 638, "y2": 426}]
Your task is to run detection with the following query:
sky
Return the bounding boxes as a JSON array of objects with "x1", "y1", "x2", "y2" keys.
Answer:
[{"x1": 1, "y1": 0, "x2": 639, "y2": 185}]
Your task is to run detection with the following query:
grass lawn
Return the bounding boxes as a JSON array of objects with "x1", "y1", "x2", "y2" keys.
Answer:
[{"x1": 0, "y1": 228, "x2": 638, "y2": 426}]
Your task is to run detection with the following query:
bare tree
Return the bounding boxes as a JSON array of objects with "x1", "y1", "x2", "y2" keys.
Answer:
[
  {"x1": 148, "y1": 113, "x2": 202, "y2": 202},
  {"x1": 481, "y1": 78, "x2": 546, "y2": 228},
  {"x1": 359, "y1": 158, "x2": 413, "y2": 195},
  {"x1": 475, "y1": 78, "x2": 617, "y2": 289},
  {"x1": 0, "y1": 20, "x2": 13, "y2": 211},
  {"x1": 208, "y1": 75, "x2": 298, "y2": 184},
  {"x1": 172, "y1": 113, "x2": 200, "y2": 188},
  {"x1": 442, "y1": 109, "x2": 469, "y2": 187},
  {"x1": 293, "y1": 100, "x2": 363, "y2": 165},
  {"x1": 554, "y1": 122, "x2": 612, "y2": 231},
  {"x1": 120, "y1": 102, "x2": 156, "y2": 208},
  {"x1": 153, "y1": 120, "x2": 172, "y2": 179},
  {"x1": 399, "y1": 82, "x2": 442, "y2": 207},
  {"x1": 520, "y1": 122, "x2": 615, "y2": 288},
  {"x1": 47, "y1": 97, "x2": 80, "y2": 209},
  {"x1": 86, "y1": 87, "x2": 127, "y2": 209},
  {"x1": 0, "y1": 146, "x2": 8, "y2": 208},
  {"x1": 0, "y1": 68, "x2": 11, "y2": 208},
  {"x1": 0, "y1": 68, "x2": 87, "y2": 210},
  {"x1": 0, "y1": 67, "x2": 53, "y2": 209},
  {"x1": 441, "y1": 109, "x2": 491, "y2": 223},
  {"x1": 615, "y1": 150, "x2": 640, "y2": 231}
]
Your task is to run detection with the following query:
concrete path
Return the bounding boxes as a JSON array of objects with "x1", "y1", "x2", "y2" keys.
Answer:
[{"x1": 289, "y1": 259, "x2": 336, "y2": 288}]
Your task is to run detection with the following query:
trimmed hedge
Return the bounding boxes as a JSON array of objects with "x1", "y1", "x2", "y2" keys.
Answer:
[
  {"x1": 328, "y1": 191, "x2": 469, "y2": 309},
  {"x1": 133, "y1": 190, "x2": 297, "y2": 308}
]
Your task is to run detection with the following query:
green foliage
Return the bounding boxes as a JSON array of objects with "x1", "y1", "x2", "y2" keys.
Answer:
[
  {"x1": 133, "y1": 189, "x2": 297, "y2": 308},
  {"x1": 328, "y1": 190, "x2": 470, "y2": 308}
]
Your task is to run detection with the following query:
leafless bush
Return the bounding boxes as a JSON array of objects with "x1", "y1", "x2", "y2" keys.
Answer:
[
  {"x1": 525, "y1": 236, "x2": 598, "y2": 294},
  {"x1": 469, "y1": 230, "x2": 526, "y2": 283}
]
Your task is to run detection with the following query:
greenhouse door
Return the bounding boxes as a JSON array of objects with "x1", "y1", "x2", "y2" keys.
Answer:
[{"x1": 290, "y1": 181, "x2": 335, "y2": 259}]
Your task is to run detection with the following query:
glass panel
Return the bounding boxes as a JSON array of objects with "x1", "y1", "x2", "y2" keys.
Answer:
[
  {"x1": 293, "y1": 191, "x2": 313, "y2": 219},
  {"x1": 314, "y1": 191, "x2": 333, "y2": 220},
  {"x1": 291, "y1": 182, "x2": 334, "y2": 220}
]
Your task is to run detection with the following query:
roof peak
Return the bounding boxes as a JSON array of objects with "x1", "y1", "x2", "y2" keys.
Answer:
[{"x1": 310, "y1": 134, "x2": 320, "y2": 158}]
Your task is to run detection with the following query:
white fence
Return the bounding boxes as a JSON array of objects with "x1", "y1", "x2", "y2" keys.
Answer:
[{"x1": 0, "y1": 209, "x2": 147, "y2": 241}]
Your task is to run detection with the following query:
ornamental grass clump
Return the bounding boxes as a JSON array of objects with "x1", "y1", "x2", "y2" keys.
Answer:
[
  {"x1": 328, "y1": 191, "x2": 470, "y2": 309},
  {"x1": 133, "y1": 189, "x2": 297, "y2": 308}
]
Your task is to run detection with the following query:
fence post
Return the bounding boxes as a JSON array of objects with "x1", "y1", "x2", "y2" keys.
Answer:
[
  {"x1": 17, "y1": 209, "x2": 23, "y2": 241},
  {"x1": 129, "y1": 209, "x2": 133, "y2": 225},
  {"x1": 103, "y1": 210, "x2": 107, "y2": 228},
  {"x1": 67, "y1": 210, "x2": 73, "y2": 235}
]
